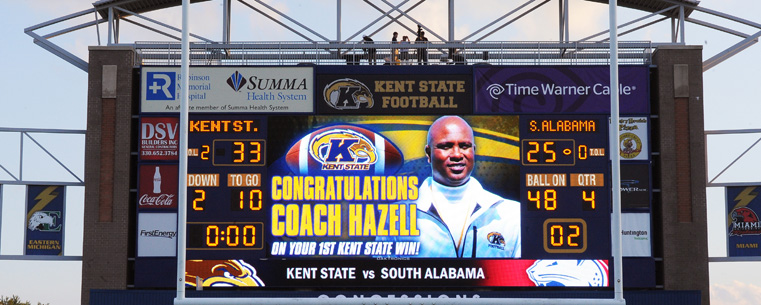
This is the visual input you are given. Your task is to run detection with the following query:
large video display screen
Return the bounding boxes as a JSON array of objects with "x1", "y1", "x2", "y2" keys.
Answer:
[{"x1": 138, "y1": 65, "x2": 650, "y2": 289}]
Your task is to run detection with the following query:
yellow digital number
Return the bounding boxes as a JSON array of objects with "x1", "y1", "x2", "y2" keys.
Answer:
[
  {"x1": 543, "y1": 141, "x2": 556, "y2": 163},
  {"x1": 243, "y1": 225, "x2": 257, "y2": 247},
  {"x1": 578, "y1": 145, "x2": 587, "y2": 160},
  {"x1": 206, "y1": 225, "x2": 219, "y2": 247},
  {"x1": 200, "y1": 145, "x2": 210, "y2": 160},
  {"x1": 583, "y1": 190, "x2": 596, "y2": 210},
  {"x1": 527, "y1": 141, "x2": 539, "y2": 163},
  {"x1": 249, "y1": 141, "x2": 261, "y2": 163},
  {"x1": 527, "y1": 189, "x2": 557, "y2": 211},
  {"x1": 550, "y1": 225, "x2": 564, "y2": 247},
  {"x1": 233, "y1": 141, "x2": 245, "y2": 163},
  {"x1": 192, "y1": 189, "x2": 205, "y2": 211},
  {"x1": 226, "y1": 225, "x2": 239, "y2": 247},
  {"x1": 568, "y1": 225, "x2": 580, "y2": 247}
]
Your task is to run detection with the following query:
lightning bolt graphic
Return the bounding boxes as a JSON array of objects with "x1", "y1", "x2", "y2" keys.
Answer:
[
  {"x1": 728, "y1": 187, "x2": 758, "y2": 228},
  {"x1": 27, "y1": 186, "x2": 60, "y2": 220}
]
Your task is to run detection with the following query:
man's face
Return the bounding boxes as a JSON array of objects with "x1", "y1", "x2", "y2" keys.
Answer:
[{"x1": 426, "y1": 117, "x2": 475, "y2": 186}]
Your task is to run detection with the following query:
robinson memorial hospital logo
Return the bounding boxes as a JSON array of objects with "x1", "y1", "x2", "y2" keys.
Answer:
[{"x1": 146, "y1": 72, "x2": 176, "y2": 100}]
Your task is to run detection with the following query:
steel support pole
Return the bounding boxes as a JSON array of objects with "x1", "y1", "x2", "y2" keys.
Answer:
[
  {"x1": 176, "y1": 0, "x2": 190, "y2": 302},
  {"x1": 609, "y1": 0, "x2": 624, "y2": 302}
]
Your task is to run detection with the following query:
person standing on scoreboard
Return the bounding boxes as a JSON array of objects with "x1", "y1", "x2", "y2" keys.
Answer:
[{"x1": 413, "y1": 115, "x2": 521, "y2": 258}]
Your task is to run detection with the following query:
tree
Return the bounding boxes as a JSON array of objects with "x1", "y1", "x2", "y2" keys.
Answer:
[{"x1": 0, "y1": 295, "x2": 49, "y2": 305}]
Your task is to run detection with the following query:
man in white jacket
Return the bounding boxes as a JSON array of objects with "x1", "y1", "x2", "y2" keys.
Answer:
[{"x1": 413, "y1": 116, "x2": 521, "y2": 258}]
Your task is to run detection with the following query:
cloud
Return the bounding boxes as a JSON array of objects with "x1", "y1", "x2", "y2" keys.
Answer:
[{"x1": 711, "y1": 280, "x2": 761, "y2": 305}]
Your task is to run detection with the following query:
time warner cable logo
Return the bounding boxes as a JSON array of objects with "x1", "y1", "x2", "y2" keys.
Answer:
[{"x1": 146, "y1": 72, "x2": 176, "y2": 100}]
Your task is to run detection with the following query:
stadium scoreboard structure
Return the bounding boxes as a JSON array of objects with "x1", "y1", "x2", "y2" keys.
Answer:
[{"x1": 135, "y1": 65, "x2": 651, "y2": 289}]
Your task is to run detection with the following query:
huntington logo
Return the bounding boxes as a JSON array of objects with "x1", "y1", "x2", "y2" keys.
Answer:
[
  {"x1": 227, "y1": 71, "x2": 248, "y2": 92},
  {"x1": 146, "y1": 72, "x2": 176, "y2": 100},
  {"x1": 28, "y1": 211, "x2": 62, "y2": 232}
]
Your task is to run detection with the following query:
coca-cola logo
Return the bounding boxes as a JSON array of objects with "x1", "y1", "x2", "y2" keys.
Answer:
[{"x1": 139, "y1": 193, "x2": 176, "y2": 206}]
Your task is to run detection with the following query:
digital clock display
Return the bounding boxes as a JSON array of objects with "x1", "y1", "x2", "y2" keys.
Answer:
[{"x1": 187, "y1": 222, "x2": 264, "y2": 250}]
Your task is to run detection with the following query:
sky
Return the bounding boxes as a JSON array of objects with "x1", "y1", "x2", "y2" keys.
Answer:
[{"x1": 1, "y1": 0, "x2": 761, "y2": 304}]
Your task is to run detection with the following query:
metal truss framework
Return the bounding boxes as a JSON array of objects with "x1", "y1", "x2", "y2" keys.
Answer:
[
  {"x1": 705, "y1": 128, "x2": 761, "y2": 188},
  {"x1": 0, "y1": 128, "x2": 85, "y2": 186},
  {"x1": 23, "y1": 0, "x2": 761, "y2": 72},
  {"x1": 0, "y1": 127, "x2": 84, "y2": 261}
]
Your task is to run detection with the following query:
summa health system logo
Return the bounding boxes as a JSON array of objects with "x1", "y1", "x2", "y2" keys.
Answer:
[
  {"x1": 227, "y1": 71, "x2": 248, "y2": 92},
  {"x1": 323, "y1": 78, "x2": 374, "y2": 110},
  {"x1": 309, "y1": 128, "x2": 377, "y2": 171},
  {"x1": 146, "y1": 72, "x2": 176, "y2": 100}
]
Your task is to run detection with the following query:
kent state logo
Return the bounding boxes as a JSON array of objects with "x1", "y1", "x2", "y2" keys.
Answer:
[
  {"x1": 227, "y1": 71, "x2": 247, "y2": 92},
  {"x1": 309, "y1": 128, "x2": 377, "y2": 170},
  {"x1": 487, "y1": 232, "x2": 506, "y2": 250},
  {"x1": 323, "y1": 78, "x2": 374, "y2": 110},
  {"x1": 146, "y1": 72, "x2": 176, "y2": 100}
]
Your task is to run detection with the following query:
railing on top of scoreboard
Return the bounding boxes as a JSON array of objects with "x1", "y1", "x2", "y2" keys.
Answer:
[{"x1": 133, "y1": 40, "x2": 654, "y2": 66}]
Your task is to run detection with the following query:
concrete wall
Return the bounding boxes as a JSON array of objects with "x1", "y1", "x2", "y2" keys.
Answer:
[
  {"x1": 652, "y1": 46, "x2": 709, "y2": 305},
  {"x1": 82, "y1": 47, "x2": 136, "y2": 305}
]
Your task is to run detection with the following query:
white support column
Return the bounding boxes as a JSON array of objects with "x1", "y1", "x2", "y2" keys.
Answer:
[
  {"x1": 107, "y1": 7, "x2": 113, "y2": 45},
  {"x1": 449, "y1": 0, "x2": 454, "y2": 41},
  {"x1": 337, "y1": 0, "x2": 341, "y2": 40},
  {"x1": 176, "y1": 0, "x2": 190, "y2": 303},
  {"x1": 609, "y1": 0, "x2": 624, "y2": 302},
  {"x1": 679, "y1": 6, "x2": 686, "y2": 44},
  {"x1": 223, "y1": 0, "x2": 231, "y2": 43}
]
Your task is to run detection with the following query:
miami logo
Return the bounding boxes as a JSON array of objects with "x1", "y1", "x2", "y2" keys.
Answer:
[
  {"x1": 730, "y1": 207, "x2": 761, "y2": 236},
  {"x1": 309, "y1": 128, "x2": 377, "y2": 170}
]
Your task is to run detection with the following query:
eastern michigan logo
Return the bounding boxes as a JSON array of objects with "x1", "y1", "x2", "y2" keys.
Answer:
[
  {"x1": 730, "y1": 207, "x2": 761, "y2": 236},
  {"x1": 146, "y1": 72, "x2": 176, "y2": 100},
  {"x1": 28, "y1": 211, "x2": 62, "y2": 232},
  {"x1": 227, "y1": 71, "x2": 248, "y2": 92},
  {"x1": 619, "y1": 132, "x2": 642, "y2": 159},
  {"x1": 323, "y1": 78, "x2": 374, "y2": 110},
  {"x1": 309, "y1": 128, "x2": 377, "y2": 170}
]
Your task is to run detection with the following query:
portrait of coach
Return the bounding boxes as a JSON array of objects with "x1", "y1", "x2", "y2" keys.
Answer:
[{"x1": 413, "y1": 115, "x2": 521, "y2": 258}]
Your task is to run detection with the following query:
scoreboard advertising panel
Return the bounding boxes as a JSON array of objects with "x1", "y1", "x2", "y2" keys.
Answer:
[{"x1": 137, "y1": 65, "x2": 650, "y2": 289}]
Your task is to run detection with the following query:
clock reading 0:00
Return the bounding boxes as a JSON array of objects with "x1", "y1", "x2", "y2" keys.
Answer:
[
  {"x1": 187, "y1": 223, "x2": 264, "y2": 249},
  {"x1": 543, "y1": 218, "x2": 587, "y2": 253}
]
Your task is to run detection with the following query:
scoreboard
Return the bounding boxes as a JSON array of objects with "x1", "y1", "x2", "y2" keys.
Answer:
[{"x1": 137, "y1": 65, "x2": 650, "y2": 289}]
